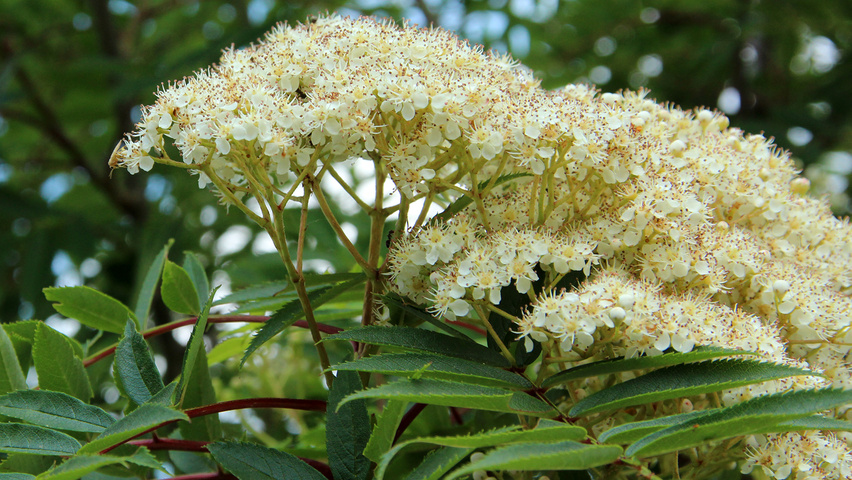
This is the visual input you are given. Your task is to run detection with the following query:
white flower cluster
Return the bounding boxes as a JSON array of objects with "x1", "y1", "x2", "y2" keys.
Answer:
[
  {"x1": 113, "y1": 15, "x2": 852, "y2": 478},
  {"x1": 743, "y1": 433, "x2": 852, "y2": 480}
]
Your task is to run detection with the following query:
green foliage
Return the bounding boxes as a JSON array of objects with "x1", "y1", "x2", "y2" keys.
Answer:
[
  {"x1": 625, "y1": 389, "x2": 852, "y2": 457},
  {"x1": 78, "y1": 404, "x2": 188, "y2": 454},
  {"x1": 175, "y1": 288, "x2": 216, "y2": 406},
  {"x1": 446, "y1": 441, "x2": 623, "y2": 479},
  {"x1": 569, "y1": 359, "x2": 816, "y2": 416},
  {"x1": 114, "y1": 320, "x2": 163, "y2": 406},
  {"x1": 332, "y1": 353, "x2": 533, "y2": 389},
  {"x1": 543, "y1": 346, "x2": 757, "y2": 387},
  {"x1": 160, "y1": 260, "x2": 201, "y2": 316},
  {"x1": 342, "y1": 379, "x2": 554, "y2": 417},
  {"x1": 242, "y1": 274, "x2": 364, "y2": 365},
  {"x1": 0, "y1": 326, "x2": 27, "y2": 395},
  {"x1": 327, "y1": 370, "x2": 371, "y2": 480},
  {"x1": 43, "y1": 286, "x2": 134, "y2": 334},
  {"x1": 207, "y1": 441, "x2": 327, "y2": 480},
  {"x1": 324, "y1": 326, "x2": 510, "y2": 367},
  {"x1": 0, "y1": 423, "x2": 81, "y2": 456},
  {"x1": 134, "y1": 241, "x2": 172, "y2": 330},
  {"x1": 32, "y1": 324, "x2": 91, "y2": 401},
  {"x1": 0, "y1": 390, "x2": 114, "y2": 433}
]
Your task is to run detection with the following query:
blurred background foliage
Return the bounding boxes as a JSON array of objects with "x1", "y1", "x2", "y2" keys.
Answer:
[{"x1": 1, "y1": 0, "x2": 850, "y2": 380}]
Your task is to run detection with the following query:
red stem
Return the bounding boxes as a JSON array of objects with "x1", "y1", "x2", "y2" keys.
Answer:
[
  {"x1": 447, "y1": 320, "x2": 487, "y2": 336},
  {"x1": 169, "y1": 474, "x2": 238, "y2": 480},
  {"x1": 394, "y1": 403, "x2": 427, "y2": 442},
  {"x1": 101, "y1": 397, "x2": 326, "y2": 454},
  {"x1": 129, "y1": 438, "x2": 333, "y2": 479},
  {"x1": 84, "y1": 316, "x2": 342, "y2": 367}
]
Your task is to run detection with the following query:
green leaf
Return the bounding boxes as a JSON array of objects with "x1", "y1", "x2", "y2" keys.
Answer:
[
  {"x1": 0, "y1": 474, "x2": 36, "y2": 480},
  {"x1": 3, "y1": 321, "x2": 39, "y2": 376},
  {"x1": 183, "y1": 251, "x2": 210, "y2": 310},
  {"x1": 543, "y1": 346, "x2": 757, "y2": 387},
  {"x1": 161, "y1": 260, "x2": 201, "y2": 315},
  {"x1": 327, "y1": 370, "x2": 370, "y2": 480},
  {"x1": 404, "y1": 447, "x2": 473, "y2": 480},
  {"x1": 446, "y1": 441, "x2": 622, "y2": 479},
  {"x1": 569, "y1": 359, "x2": 815, "y2": 416},
  {"x1": 43, "y1": 286, "x2": 134, "y2": 334},
  {"x1": 0, "y1": 390, "x2": 114, "y2": 433},
  {"x1": 33, "y1": 324, "x2": 92, "y2": 401},
  {"x1": 114, "y1": 319, "x2": 163, "y2": 405},
  {"x1": 773, "y1": 415, "x2": 852, "y2": 432},
  {"x1": 0, "y1": 423, "x2": 81, "y2": 456},
  {"x1": 324, "y1": 327, "x2": 510, "y2": 368},
  {"x1": 134, "y1": 240, "x2": 172, "y2": 330},
  {"x1": 213, "y1": 273, "x2": 361, "y2": 307},
  {"x1": 598, "y1": 411, "x2": 708, "y2": 444},
  {"x1": 176, "y1": 287, "x2": 217, "y2": 406},
  {"x1": 178, "y1": 342, "x2": 221, "y2": 441},
  {"x1": 363, "y1": 399, "x2": 407, "y2": 463},
  {"x1": 333, "y1": 353, "x2": 532, "y2": 390},
  {"x1": 35, "y1": 455, "x2": 125, "y2": 480},
  {"x1": 0, "y1": 453, "x2": 54, "y2": 475},
  {"x1": 342, "y1": 379, "x2": 554, "y2": 417},
  {"x1": 207, "y1": 441, "x2": 327, "y2": 480},
  {"x1": 78, "y1": 404, "x2": 188, "y2": 454},
  {"x1": 241, "y1": 276, "x2": 365, "y2": 365},
  {"x1": 626, "y1": 388, "x2": 852, "y2": 457},
  {"x1": 377, "y1": 423, "x2": 584, "y2": 480},
  {"x1": 0, "y1": 325, "x2": 27, "y2": 395}
]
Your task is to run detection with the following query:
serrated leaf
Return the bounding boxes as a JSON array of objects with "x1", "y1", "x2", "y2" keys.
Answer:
[
  {"x1": 447, "y1": 441, "x2": 621, "y2": 479},
  {"x1": 43, "y1": 286, "x2": 133, "y2": 334},
  {"x1": 333, "y1": 353, "x2": 532, "y2": 389},
  {"x1": 0, "y1": 325, "x2": 26, "y2": 395},
  {"x1": 375, "y1": 422, "x2": 586, "y2": 480},
  {"x1": 114, "y1": 319, "x2": 163, "y2": 405},
  {"x1": 626, "y1": 388, "x2": 852, "y2": 457},
  {"x1": 544, "y1": 346, "x2": 756, "y2": 387},
  {"x1": 0, "y1": 453, "x2": 54, "y2": 475},
  {"x1": 0, "y1": 423, "x2": 80, "y2": 456},
  {"x1": 0, "y1": 390, "x2": 114, "y2": 433},
  {"x1": 33, "y1": 324, "x2": 92, "y2": 401},
  {"x1": 161, "y1": 260, "x2": 200, "y2": 315},
  {"x1": 0, "y1": 474, "x2": 35, "y2": 480},
  {"x1": 176, "y1": 287, "x2": 217, "y2": 407},
  {"x1": 35, "y1": 455, "x2": 125, "y2": 480},
  {"x1": 178, "y1": 343, "x2": 221, "y2": 441},
  {"x1": 363, "y1": 399, "x2": 407, "y2": 463},
  {"x1": 598, "y1": 411, "x2": 708, "y2": 444},
  {"x1": 342, "y1": 379, "x2": 554, "y2": 417},
  {"x1": 569, "y1": 359, "x2": 815, "y2": 416},
  {"x1": 327, "y1": 370, "x2": 370, "y2": 480},
  {"x1": 3, "y1": 321, "x2": 39, "y2": 374},
  {"x1": 213, "y1": 273, "x2": 362, "y2": 306},
  {"x1": 324, "y1": 327, "x2": 509, "y2": 368},
  {"x1": 78, "y1": 404, "x2": 188, "y2": 454},
  {"x1": 134, "y1": 240, "x2": 171, "y2": 330},
  {"x1": 182, "y1": 251, "x2": 209, "y2": 310},
  {"x1": 404, "y1": 447, "x2": 473, "y2": 480},
  {"x1": 207, "y1": 441, "x2": 327, "y2": 480},
  {"x1": 773, "y1": 415, "x2": 852, "y2": 432},
  {"x1": 241, "y1": 276, "x2": 365, "y2": 365}
]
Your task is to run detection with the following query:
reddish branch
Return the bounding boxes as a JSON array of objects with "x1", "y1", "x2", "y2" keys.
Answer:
[
  {"x1": 102, "y1": 397, "x2": 326, "y2": 454},
  {"x1": 394, "y1": 403, "x2": 428, "y2": 442},
  {"x1": 84, "y1": 315, "x2": 343, "y2": 367},
  {"x1": 129, "y1": 438, "x2": 334, "y2": 480}
]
